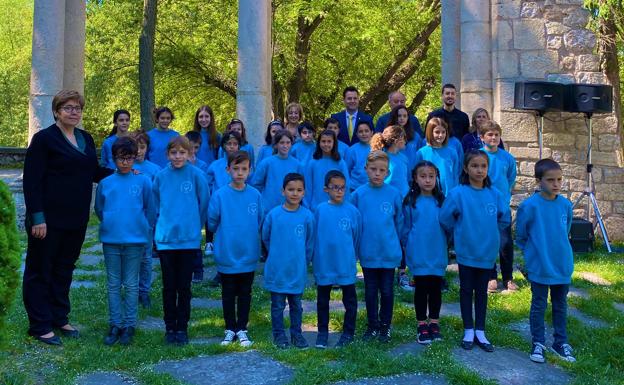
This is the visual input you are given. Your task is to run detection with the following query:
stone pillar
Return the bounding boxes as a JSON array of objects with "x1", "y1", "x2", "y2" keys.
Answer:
[
  {"x1": 63, "y1": 0, "x2": 86, "y2": 93},
  {"x1": 236, "y1": 0, "x2": 272, "y2": 150},
  {"x1": 28, "y1": 0, "x2": 65, "y2": 140},
  {"x1": 441, "y1": 0, "x2": 461, "y2": 106}
]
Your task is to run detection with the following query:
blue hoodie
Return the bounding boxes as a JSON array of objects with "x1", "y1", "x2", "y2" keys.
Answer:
[
  {"x1": 345, "y1": 142, "x2": 371, "y2": 191},
  {"x1": 291, "y1": 141, "x2": 316, "y2": 165},
  {"x1": 413, "y1": 145, "x2": 460, "y2": 195},
  {"x1": 481, "y1": 147, "x2": 517, "y2": 205},
  {"x1": 351, "y1": 183, "x2": 404, "y2": 268},
  {"x1": 100, "y1": 134, "x2": 118, "y2": 169},
  {"x1": 516, "y1": 193, "x2": 574, "y2": 285},
  {"x1": 304, "y1": 156, "x2": 350, "y2": 208},
  {"x1": 402, "y1": 196, "x2": 448, "y2": 276},
  {"x1": 133, "y1": 159, "x2": 161, "y2": 180},
  {"x1": 206, "y1": 157, "x2": 231, "y2": 194},
  {"x1": 262, "y1": 205, "x2": 315, "y2": 294},
  {"x1": 313, "y1": 201, "x2": 361, "y2": 286},
  {"x1": 152, "y1": 163, "x2": 210, "y2": 250},
  {"x1": 386, "y1": 151, "x2": 410, "y2": 197},
  {"x1": 197, "y1": 131, "x2": 221, "y2": 166},
  {"x1": 95, "y1": 172, "x2": 156, "y2": 244},
  {"x1": 439, "y1": 184, "x2": 510, "y2": 269},
  {"x1": 208, "y1": 184, "x2": 264, "y2": 274},
  {"x1": 251, "y1": 155, "x2": 301, "y2": 212},
  {"x1": 146, "y1": 128, "x2": 180, "y2": 168}
]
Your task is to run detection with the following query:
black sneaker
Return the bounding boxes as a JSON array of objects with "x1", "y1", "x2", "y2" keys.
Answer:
[
  {"x1": 428, "y1": 322, "x2": 442, "y2": 341},
  {"x1": 274, "y1": 334, "x2": 289, "y2": 349},
  {"x1": 550, "y1": 343, "x2": 576, "y2": 362},
  {"x1": 139, "y1": 293, "x2": 151, "y2": 308},
  {"x1": 530, "y1": 342, "x2": 546, "y2": 363},
  {"x1": 104, "y1": 326, "x2": 121, "y2": 346},
  {"x1": 378, "y1": 325, "x2": 391, "y2": 343},
  {"x1": 119, "y1": 326, "x2": 135, "y2": 346},
  {"x1": 362, "y1": 327, "x2": 379, "y2": 342},
  {"x1": 165, "y1": 330, "x2": 177, "y2": 345},
  {"x1": 417, "y1": 324, "x2": 432, "y2": 345},
  {"x1": 291, "y1": 333, "x2": 309, "y2": 349},
  {"x1": 336, "y1": 334, "x2": 354, "y2": 347},
  {"x1": 192, "y1": 271, "x2": 204, "y2": 283},
  {"x1": 315, "y1": 332, "x2": 328, "y2": 349},
  {"x1": 176, "y1": 330, "x2": 189, "y2": 345},
  {"x1": 208, "y1": 273, "x2": 221, "y2": 288}
]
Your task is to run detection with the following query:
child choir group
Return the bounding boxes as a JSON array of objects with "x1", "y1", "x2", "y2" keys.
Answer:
[{"x1": 94, "y1": 84, "x2": 576, "y2": 364}]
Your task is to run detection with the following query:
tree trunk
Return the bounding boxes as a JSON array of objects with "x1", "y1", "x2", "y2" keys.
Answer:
[{"x1": 139, "y1": 0, "x2": 157, "y2": 130}]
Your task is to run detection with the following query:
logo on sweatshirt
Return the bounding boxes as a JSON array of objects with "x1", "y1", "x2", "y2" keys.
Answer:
[
  {"x1": 180, "y1": 181, "x2": 193, "y2": 193},
  {"x1": 294, "y1": 224, "x2": 305, "y2": 237},
  {"x1": 561, "y1": 214, "x2": 568, "y2": 225},
  {"x1": 380, "y1": 202, "x2": 393, "y2": 215},
  {"x1": 339, "y1": 218, "x2": 351, "y2": 231},
  {"x1": 248, "y1": 203, "x2": 258, "y2": 215},
  {"x1": 129, "y1": 184, "x2": 141, "y2": 197},
  {"x1": 486, "y1": 203, "x2": 497, "y2": 216}
]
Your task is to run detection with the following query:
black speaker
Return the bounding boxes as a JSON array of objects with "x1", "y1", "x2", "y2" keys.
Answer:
[
  {"x1": 514, "y1": 81, "x2": 565, "y2": 111},
  {"x1": 569, "y1": 217, "x2": 594, "y2": 252},
  {"x1": 564, "y1": 83, "x2": 613, "y2": 114}
]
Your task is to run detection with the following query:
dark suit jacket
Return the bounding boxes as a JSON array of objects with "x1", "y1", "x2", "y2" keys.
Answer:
[{"x1": 330, "y1": 110, "x2": 374, "y2": 145}]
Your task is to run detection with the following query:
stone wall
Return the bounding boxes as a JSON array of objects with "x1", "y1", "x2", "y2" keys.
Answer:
[{"x1": 0, "y1": 148, "x2": 26, "y2": 167}]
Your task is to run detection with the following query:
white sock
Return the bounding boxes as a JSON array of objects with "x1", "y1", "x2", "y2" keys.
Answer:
[
  {"x1": 463, "y1": 328, "x2": 474, "y2": 342},
  {"x1": 475, "y1": 330, "x2": 490, "y2": 344}
]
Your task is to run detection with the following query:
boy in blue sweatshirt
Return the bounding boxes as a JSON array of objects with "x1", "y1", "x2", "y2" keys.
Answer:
[
  {"x1": 516, "y1": 159, "x2": 576, "y2": 364},
  {"x1": 208, "y1": 151, "x2": 263, "y2": 348},
  {"x1": 290, "y1": 122, "x2": 316, "y2": 165},
  {"x1": 206, "y1": 131, "x2": 241, "y2": 194},
  {"x1": 345, "y1": 121, "x2": 373, "y2": 191},
  {"x1": 351, "y1": 151, "x2": 404, "y2": 343},
  {"x1": 152, "y1": 136, "x2": 210, "y2": 345},
  {"x1": 313, "y1": 170, "x2": 361, "y2": 348},
  {"x1": 480, "y1": 120, "x2": 518, "y2": 292},
  {"x1": 262, "y1": 173, "x2": 315, "y2": 349},
  {"x1": 95, "y1": 136, "x2": 156, "y2": 346}
]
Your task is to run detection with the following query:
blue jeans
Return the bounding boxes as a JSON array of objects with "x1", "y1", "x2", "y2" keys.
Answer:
[
  {"x1": 138, "y1": 233, "x2": 153, "y2": 296},
  {"x1": 530, "y1": 281, "x2": 569, "y2": 347},
  {"x1": 103, "y1": 243, "x2": 144, "y2": 328},
  {"x1": 362, "y1": 267, "x2": 395, "y2": 329},
  {"x1": 270, "y1": 292, "x2": 303, "y2": 339}
]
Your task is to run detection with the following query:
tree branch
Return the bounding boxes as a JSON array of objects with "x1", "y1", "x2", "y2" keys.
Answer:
[{"x1": 407, "y1": 75, "x2": 436, "y2": 112}]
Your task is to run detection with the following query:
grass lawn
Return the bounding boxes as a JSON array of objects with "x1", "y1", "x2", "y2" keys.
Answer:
[{"x1": 1, "y1": 221, "x2": 623, "y2": 385}]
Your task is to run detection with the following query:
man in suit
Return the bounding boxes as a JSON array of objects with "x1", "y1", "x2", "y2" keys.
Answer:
[
  {"x1": 374, "y1": 91, "x2": 423, "y2": 138},
  {"x1": 426, "y1": 83, "x2": 470, "y2": 139},
  {"x1": 331, "y1": 86, "x2": 374, "y2": 145}
]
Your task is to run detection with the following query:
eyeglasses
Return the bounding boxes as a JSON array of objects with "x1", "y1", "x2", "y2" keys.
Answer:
[
  {"x1": 116, "y1": 156, "x2": 136, "y2": 163},
  {"x1": 327, "y1": 185, "x2": 346, "y2": 192},
  {"x1": 60, "y1": 105, "x2": 82, "y2": 113}
]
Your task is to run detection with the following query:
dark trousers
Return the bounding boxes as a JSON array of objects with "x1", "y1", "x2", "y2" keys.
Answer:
[
  {"x1": 458, "y1": 264, "x2": 490, "y2": 330},
  {"x1": 221, "y1": 272, "x2": 255, "y2": 332},
  {"x1": 362, "y1": 267, "x2": 394, "y2": 329},
  {"x1": 159, "y1": 249, "x2": 194, "y2": 331},
  {"x1": 192, "y1": 249, "x2": 203, "y2": 274},
  {"x1": 22, "y1": 226, "x2": 86, "y2": 336},
  {"x1": 317, "y1": 284, "x2": 357, "y2": 337},
  {"x1": 413, "y1": 275, "x2": 443, "y2": 321},
  {"x1": 490, "y1": 225, "x2": 514, "y2": 282},
  {"x1": 530, "y1": 282, "x2": 569, "y2": 347}
]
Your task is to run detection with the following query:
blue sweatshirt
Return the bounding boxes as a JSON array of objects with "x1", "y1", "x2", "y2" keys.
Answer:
[
  {"x1": 189, "y1": 158, "x2": 209, "y2": 175},
  {"x1": 402, "y1": 138, "x2": 423, "y2": 174},
  {"x1": 251, "y1": 155, "x2": 301, "y2": 212},
  {"x1": 386, "y1": 151, "x2": 410, "y2": 197},
  {"x1": 152, "y1": 163, "x2": 210, "y2": 250},
  {"x1": 95, "y1": 172, "x2": 156, "y2": 244},
  {"x1": 481, "y1": 147, "x2": 517, "y2": 205},
  {"x1": 146, "y1": 128, "x2": 180, "y2": 168},
  {"x1": 218, "y1": 143, "x2": 256, "y2": 166},
  {"x1": 100, "y1": 135, "x2": 118, "y2": 169},
  {"x1": 337, "y1": 140, "x2": 348, "y2": 160},
  {"x1": 313, "y1": 201, "x2": 361, "y2": 285},
  {"x1": 420, "y1": 136, "x2": 464, "y2": 171},
  {"x1": 304, "y1": 156, "x2": 350, "y2": 208},
  {"x1": 516, "y1": 193, "x2": 574, "y2": 285},
  {"x1": 206, "y1": 157, "x2": 231, "y2": 194},
  {"x1": 413, "y1": 145, "x2": 460, "y2": 195},
  {"x1": 401, "y1": 196, "x2": 448, "y2": 276},
  {"x1": 345, "y1": 142, "x2": 371, "y2": 191},
  {"x1": 197, "y1": 131, "x2": 220, "y2": 166},
  {"x1": 439, "y1": 184, "x2": 510, "y2": 269},
  {"x1": 291, "y1": 141, "x2": 316, "y2": 165},
  {"x1": 208, "y1": 184, "x2": 264, "y2": 274},
  {"x1": 262, "y1": 205, "x2": 315, "y2": 294},
  {"x1": 133, "y1": 159, "x2": 161, "y2": 180},
  {"x1": 351, "y1": 183, "x2": 404, "y2": 268},
  {"x1": 256, "y1": 144, "x2": 274, "y2": 166}
]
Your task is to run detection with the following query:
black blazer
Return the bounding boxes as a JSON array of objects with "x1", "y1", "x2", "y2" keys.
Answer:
[
  {"x1": 23, "y1": 124, "x2": 112, "y2": 230},
  {"x1": 330, "y1": 110, "x2": 375, "y2": 146}
]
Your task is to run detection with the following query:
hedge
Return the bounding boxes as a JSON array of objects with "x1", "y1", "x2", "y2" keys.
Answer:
[{"x1": 0, "y1": 180, "x2": 20, "y2": 344}]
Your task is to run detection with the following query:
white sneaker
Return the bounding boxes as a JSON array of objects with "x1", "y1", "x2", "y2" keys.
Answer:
[
  {"x1": 220, "y1": 329, "x2": 236, "y2": 345},
  {"x1": 530, "y1": 342, "x2": 546, "y2": 363},
  {"x1": 399, "y1": 273, "x2": 413, "y2": 291},
  {"x1": 236, "y1": 330, "x2": 253, "y2": 347},
  {"x1": 204, "y1": 242, "x2": 214, "y2": 256}
]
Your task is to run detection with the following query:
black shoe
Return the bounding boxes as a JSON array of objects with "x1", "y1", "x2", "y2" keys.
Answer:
[
  {"x1": 208, "y1": 273, "x2": 221, "y2": 288},
  {"x1": 315, "y1": 332, "x2": 328, "y2": 349},
  {"x1": 119, "y1": 326, "x2": 135, "y2": 345},
  {"x1": 192, "y1": 271, "x2": 204, "y2": 283},
  {"x1": 176, "y1": 330, "x2": 189, "y2": 345},
  {"x1": 428, "y1": 322, "x2": 443, "y2": 341},
  {"x1": 461, "y1": 339, "x2": 474, "y2": 350},
  {"x1": 58, "y1": 327, "x2": 80, "y2": 338},
  {"x1": 336, "y1": 334, "x2": 354, "y2": 347},
  {"x1": 165, "y1": 330, "x2": 177, "y2": 345},
  {"x1": 32, "y1": 333, "x2": 62, "y2": 346},
  {"x1": 474, "y1": 337, "x2": 495, "y2": 352},
  {"x1": 274, "y1": 334, "x2": 289, "y2": 349},
  {"x1": 104, "y1": 326, "x2": 122, "y2": 346},
  {"x1": 417, "y1": 324, "x2": 432, "y2": 345},
  {"x1": 362, "y1": 327, "x2": 379, "y2": 342},
  {"x1": 291, "y1": 333, "x2": 309, "y2": 349},
  {"x1": 139, "y1": 293, "x2": 151, "y2": 308},
  {"x1": 378, "y1": 325, "x2": 391, "y2": 343}
]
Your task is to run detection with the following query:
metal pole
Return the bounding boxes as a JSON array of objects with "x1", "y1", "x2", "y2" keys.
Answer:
[
  {"x1": 586, "y1": 116, "x2": 592, "y2": 220},
  {"x1": 538, "y1": 114, "x2": 544, "y2": 160}
]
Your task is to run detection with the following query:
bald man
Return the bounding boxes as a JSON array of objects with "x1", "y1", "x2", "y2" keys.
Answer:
[{"x1": 374, "y1": 91, "x2": 423, "y2": 138}]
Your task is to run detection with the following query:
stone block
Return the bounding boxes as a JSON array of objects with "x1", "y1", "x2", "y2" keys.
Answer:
[
  {"x1": 563, "y1": 7, "x2": 590, "y2": 28},
  {"x1": 494, "y1": 51, "x2": 519, "y2": 78},
  {"x1": 560, "y1": 163, "x2": 588, "y2": 180},
  {"x1": 461, "y1": 92, "x2": 492, "y2": 115},
  {"x1": 513, "y1": 19, "x2": 546, "y2": 49},
  {"x1": 521, "y1": 2, "x2": 542, "y2": 18},
  {"x1": 547, "y1": 35, "x2": 562, "y2": 49},
  {"x1": 461, "y1": 22, "x2": 492, "y2": 53},
  {"x1": 599, "y1": 134, "x2": 621, "y2": 152},
  {"x1": 518, "y1": 160, "x2": 536, "y2": 175},
  {"x1": 542, "y1": 5, "x2": 566, "y2": 21},
  {"x1": 520, "y1": 50, "x2": 559, "y2": 78},
  {"x1": 461, "y1": 52, "x2": 492, "y2": 80},
  {"x1": 461, "y1": 79, "x2": 493, "y2": 92},
  {"x1": 546, "y1": 21, "x2": 571, "y2": 35},
  {"x1": 494, "y1": 20, "x2": 514, "y2": 50},
  {"x1": 614, "y1": 201, "x2": 624, "y2": 215},
  {"x1": 515, "y1": 175, "x2": 538, "y2": 190},
  {"x1": 499, "y1": 112, "x2": 538, "y2": 142},
  {"x1": 561, "y1": 55, "x2": 576, "y2": 71},
  {"x1": 577, "y1": 71, "x2": 606, "y2": 84},
  {"x1": 555, "y1": 0, "x2": 584, "y2": 5},
  {"x1": 511, "y1": 192, "x2": 531, "y2": 207},
  {"x1": 546, "y1": 73, "x2": 575, "y2": 84},
  {"x1": 591, "y1": 150, "x2": 622, "y2": 167},
  {"x1": 495, "y1": 81, "x2": 516, "y2": 109},
  {"x1": 595, "y1": 183, "x2": 624, "y2": 201},
  {"x1": 566, "y1": 177, "x2": 587, "y2": 192},
  {"x1": 494, "y1": 3, "x2": 521, "y2": 19},
  {"x1": 576, "y1": 54, "x2": 600, "y2": 71},
  {"x1": 592, "y1": 116, "x2": 618, "y2": 134},
  {"x1": 564, "y1": 29, "x2": 596, "y2": 53},
  {"x1": 565, "y1": 118, "x2": 590, "y2": 134},
  {"x1": 604, "y1": 215, "x2": 624, "y2": 241},
  {"x1": 509, "y1": 147, "x2": 552, "y2": 159},
  {"x1": 461, "y1": 0, "x2": 490, "y2": 22},
  {"x1": 603, "y1": 167, "x2": 624, "y2": 183},
  {"x1": 543, "y1": 132, "x2": 575, "y2": 147}
]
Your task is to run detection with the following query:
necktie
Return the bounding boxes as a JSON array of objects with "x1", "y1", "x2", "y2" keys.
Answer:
[{"x1": 348, "y1": 115, "x2": 353, "y2": 141}]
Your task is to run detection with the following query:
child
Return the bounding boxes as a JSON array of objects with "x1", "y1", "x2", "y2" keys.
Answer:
[
  {"x1": 516, "y1": 159, "x2": 576, "y2": 363},
  {"x1": 324, "y1": 117, "x2": 349, "y2": 160},
  {"x1": 100, "y1": 110, "x2": 131, "y2": 169},
  {"x1": 479, "y1": 120, "x2": 518, "y2": 293},
  {"x1": 193, "y1": 105, "x2": 221, "y2": 165},
  {"x1": 345, "y1": 121, "x2": 373, "y2": 191},
  {"x1": 208, "y1": 151, "x2": 264, "y2": 347},
  {"x1": 257, "y1": 120, "x2": 285, "y2": 166},
  {"x1": 152, "y1": 136, "x2": 210, "y2": 345},
  {"x1": 95, "y1": 136, "x2": 155, "y2": 346},
  {"x1": 252, "y1": 130, "x2": 301, "y2": 213},
  {"x1": 304, "y1": 129, "x2": 349, "y2": 209},
  {"x1": 313, "y1": 170, "x2": 361, "y2": 348},
  {"x1": 206, "y1": 131, "x2": 242, "y2": 194},
  {"x1": 351, "y1": 151, "x2": 403, "y2": 343},
  {"x1": 147, "y1": 106, "x2": 180, "y2": 168},
  {"x1": 414, "y1": 117, "x2": 460, "y2": 195},
  {"x1": 401, "y1": 161, "x2": 447, "y2": 345},
  {"x1": 386, "y1": 105, "x2": 423, "y2": 168},
  {"x1": 370, "y1": 125, "x2": 409, "y2": 198},
  {"x1": 129, "y1": 131, "x2": 161, "y2": 308},
  {"x1": 439, "y1": 149, "x2": 510, "y2": 352},
  {"x1": 262, "y1": 173, "x2": 315, "y2": 349},
  {"x1": 290, "y1": 121, "x2": 317, "y2": 165},
  {"x1": 218, "y1": 118, "x2": 255, "y2": 166}
]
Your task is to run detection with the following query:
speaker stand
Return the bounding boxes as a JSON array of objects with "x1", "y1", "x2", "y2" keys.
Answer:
[
  {"x1": 572, "y1": 112, "x2": 613, "y2": 253},
  {"x1": 536, "y1": 111, "x2": 544, "y2": 159}
]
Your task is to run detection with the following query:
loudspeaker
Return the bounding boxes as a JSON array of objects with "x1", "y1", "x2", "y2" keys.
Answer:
[
  {"x1": 514, "y1": 81, "x2": 565, "y2": 111},
  {"x1": 569, "y1": 217, "x2": 594, "y2": 253},
  {"x1": 564, "y1": 83, "x2": 613, "y2": 114}
]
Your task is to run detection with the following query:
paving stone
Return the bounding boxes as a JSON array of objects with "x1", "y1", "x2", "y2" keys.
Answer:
[
  {"x1": 567, "y1": 287, "x2": 590, "y2": 299},
  {"x1": 79, "y1": 254, "x2": 103, "y2": 266},
  {"x1": 614, "y1": 303, "x2": 624, "y2": 313},
  {"x1": 73, "y1": 269, "x2": 103, "y2": 277},
  {"x1": 138, "y1": 316, "x2": 164, "y2": 330},
  {"x1": 452, "y1": 347, "x2": 572, "y2": 385},
  {"x1": 331, "y1": 373, "x2": 449, "y2": 385},
  {"x1": 153, "y1": 351, "x2": 294, "y2": 385},
  {"x1": 568, "y1": 308, "x2": 608, "y2": 328},
  {"x1": 388, "y1": 341, "x2": 427, "y2": 357},
  {"x1": 301, "y1": 324, "x2": 341, "y2": 347},
  {"x1": 83, "y1": 244, "x2": 103, "y2": 254},
  {"x1": 75, "y1": 372, "x2": 136, "y2": 385},
  {"x1": 189, "y1": 337, "x2": 222, "y2": 345},
  {"x1": 71, "y1": 281, "x2": 96, "y2": 289},
  {"x1": 577, "y1": 272, "x2": 611, "y2": 286},
  {"x1": 301, "y1": 300, "x2": 366, "y2": 313},
  {"x1": 440, "y1": 302, "x2": 462, "y2": 318},
  {"x1": 509, "y1": 319, "x2": 554, "y2": 346},
  {"x1": 191, "y1": 298, "x2": 221, "y2": 309}
]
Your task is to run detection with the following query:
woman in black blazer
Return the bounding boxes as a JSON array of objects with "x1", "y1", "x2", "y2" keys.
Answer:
[{"x1": 22, "y1": 90, "x2": 112, "y2": 345}]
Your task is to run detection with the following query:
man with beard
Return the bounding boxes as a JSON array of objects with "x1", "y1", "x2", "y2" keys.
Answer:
[{"x1": 425, "y1": 84, "x2": 470, "y2": 140}]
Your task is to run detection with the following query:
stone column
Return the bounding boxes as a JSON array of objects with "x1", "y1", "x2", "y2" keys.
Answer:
[
  {"x1": 28, "y1": 0, "x2": 66, "y2": 140},
  {"x1": 441, "y1": 0, "x2": 461, "y2": 106},
  {"x1": 236, "y1": 0, "x2": 272, "y2": 150},
  {"x1": 63, "y1": 0, "x2": 86, "y2": 93}
]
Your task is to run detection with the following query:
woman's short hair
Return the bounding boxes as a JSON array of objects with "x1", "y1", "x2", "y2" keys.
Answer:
[{"x1": 52, "y1": 90, "x2": 85, "y2": 116}]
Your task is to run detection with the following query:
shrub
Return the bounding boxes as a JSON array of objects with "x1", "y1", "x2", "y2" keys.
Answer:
[{"x1": 0, "y1": 180, "x2": 20, "y2": 344}]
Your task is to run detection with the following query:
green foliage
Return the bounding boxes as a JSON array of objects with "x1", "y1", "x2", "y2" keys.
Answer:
[{"x1": 0, "y1": 180, "x2": 21, "y2": 346}]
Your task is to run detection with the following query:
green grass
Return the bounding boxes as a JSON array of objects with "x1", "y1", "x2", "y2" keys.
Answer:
[{"x1": 1, "y1": 232, "x2": 623, "y2": 384}]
